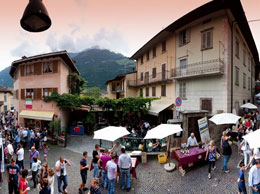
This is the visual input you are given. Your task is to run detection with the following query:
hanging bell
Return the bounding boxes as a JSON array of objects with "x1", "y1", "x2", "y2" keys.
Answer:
[{"x1": 20, "y1": 0, "x2": 52, "y2": 32}]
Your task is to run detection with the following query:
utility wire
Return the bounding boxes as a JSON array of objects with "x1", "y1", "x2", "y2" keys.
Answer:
[{"x1": 248, "y1": 19, "x2": 260, "y2": 23}]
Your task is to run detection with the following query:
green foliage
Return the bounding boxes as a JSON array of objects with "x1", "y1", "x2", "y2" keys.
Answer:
[
  {"x1": 67, "y1": 73, "x2": 86, "y2": 95},
  {"x1": 84, "y1": 87, "x2": 102, "y2": 98},
  {"x1": 49, "y1": 119, "x2": 61, "y2": 135}
]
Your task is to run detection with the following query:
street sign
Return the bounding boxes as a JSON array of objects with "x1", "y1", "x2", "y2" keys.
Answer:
[{"x1": 175, "y1": 97, "x2": 182, "y2": 107}]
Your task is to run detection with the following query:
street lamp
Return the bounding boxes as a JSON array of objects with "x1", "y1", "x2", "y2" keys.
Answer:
[{"x1": 20, "y1": 0, "x2": 51, "y2": 32}]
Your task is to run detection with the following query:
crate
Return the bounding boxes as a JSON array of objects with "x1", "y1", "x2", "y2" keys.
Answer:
[{"x1": 157, "y1": 153, "x2": 167, "y2": 164}]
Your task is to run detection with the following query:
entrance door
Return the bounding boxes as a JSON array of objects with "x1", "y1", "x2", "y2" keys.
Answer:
[
  {"x1": 180, "y1": 59, "x2": 187, "y2": 76},
  {"x1": 188, "y1": 116, "x2": 202, "y2": 143},
  {"x1": 162, "y1": 64, "x2": 166, "y2": 80}
]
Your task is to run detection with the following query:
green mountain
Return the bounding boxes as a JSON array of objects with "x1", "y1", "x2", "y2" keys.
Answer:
[{"x1": 0, "y1": 48, "x2": 136, "y2": 90}]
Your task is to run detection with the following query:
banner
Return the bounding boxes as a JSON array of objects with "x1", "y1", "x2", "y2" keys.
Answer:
[
  {"x1": 25, "y1": 98, "x2": 32, "y2": 109},
  {"x1": 198, "y1": 117, "x2": 210, "y2": 143}
]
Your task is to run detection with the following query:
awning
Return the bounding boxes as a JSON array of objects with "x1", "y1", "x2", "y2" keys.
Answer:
[
  {"x1": 148, "y1": 100, "x2": 173, "y2": 116},
  {"x1": 19, "y1": 110, "x2": 54, "y2": 121}
]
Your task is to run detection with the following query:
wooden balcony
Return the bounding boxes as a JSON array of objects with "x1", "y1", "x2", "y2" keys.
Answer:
[
  {"x1": 171, "y1": 59, "x2": 224, "y2": 80},
  {"x1": 128, "y1": 71, "x2": 173, "y2": 87},
  {"x1": 111, "y1": 86, "x2": 124, "y2": 93}
]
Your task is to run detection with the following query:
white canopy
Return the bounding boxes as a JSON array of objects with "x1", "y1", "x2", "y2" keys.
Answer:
[
  {"x1": 93, "y1": 126, "x2": 130, "y2": 142},
  {"x1": 148, "y1": 100, "x2": 173, "y2": 116},
  {"x1": 209, "y1": 113, "x2": 241, "y2": 125},
  {"x1": 241, "y1": 103, "x2": 257, "y2": 109},
  {"x1": 243, "y1": 129, "x2": 260, "y2": 149},
  {"x1": 144, "y1": 124, "x2": 183, "y2": 139}
]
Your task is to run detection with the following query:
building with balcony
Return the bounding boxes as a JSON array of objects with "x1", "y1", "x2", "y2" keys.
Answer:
[
  {"x1": 0, "y1": 86, "x2": 14, "y2": 112},
  {"x1": 9, "y1": 51, "x2": 79, "y2": 130},
  {"x1": 106, "y1": 71, "x2": 137, "y2": 99}
]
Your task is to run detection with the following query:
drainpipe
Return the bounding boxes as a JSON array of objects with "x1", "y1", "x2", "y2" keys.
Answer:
[{"x1": 230, "y1": 21, "x2": 234, "y2": 113}]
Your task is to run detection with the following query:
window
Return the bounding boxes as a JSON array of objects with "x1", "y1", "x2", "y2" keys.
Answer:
[
  {"x1": 153, "y1": 47, "x2": 156, "y2": 57},
  {"x1": 146, "y1": 52, "x2": 150, "y2": 61},
  {"x1": 43, "y1": 62, "x2": 53, "y2": 73},
  {"x1": 43, "y1": 88, "x2": 57, "y2": 97},
  {"x1": 179, "y1": 83, "x2": 186, "y2": 99},
  {"x1": 162, "y1": 41, "x2": 166, "y2": 52},
  {"x1": 235, "y1": 67, "x2": 239, "y2": 86},
  {"x1": 25, "y1": 64, "x2": 34, "y2": 76},
  {"x1": 180, "y1": 59, "x2": 187, "y2": 76},
  {"x1": 152, "y1": 87, "x2": 156, "y2": 97},
  {"x1": 145, "y1": 87, "x2": 149, "y2": 97},
  {"x1": 179, "y1": 29, "x2": 190, "y2": 46},
  {"x1": 243, "y1": 50, "x2": 246, "y2": 66},
  {"x1": 248, "y1": 57, "x2": 251, "y2": 72},
  {"x1": 243, "y1": 73, "x2": 246, "y2": 88},
  {"x1": 26, "y1": 89, "x2": 34, "y2": 99},
  {"x1": 152, "y1": 68, "x2": 156, "y2": 78},
  {"x1": 235, "y1": 38, "x2": 239, "y2": 58},
  {"x1": 140, "y1": 73, "x2": 143, "y2": 81},
  {"x1": 201, "y1": 29, "x2": 213, "y2": 50},
  {"x1": 145, "y1": 72, "x2": 149, "y2": 84},
  {"x1": 112, "y1": 83, "x2": 116, "y2": 91},
  {"x1": 140, "y1": 88, "x2": 143, "y2": 97},
  {"x1": 140, "y1": 55, "x2": 143, "y2": 64},
  {"x1": 15, "y1": 90, "x2": 19, "y2": 100},
  {"x1": 201, "y1": 98, "x2": 212, "y2": 113},
  {"x1": 4, "y1": 95, "x2": 6, "y2": 102},
  {"x1": 248, "y1": 77, "x2": 250, "y2": 90},
  {"x1": 161, "y1": 85, "x2": 166, "y2": 97}
]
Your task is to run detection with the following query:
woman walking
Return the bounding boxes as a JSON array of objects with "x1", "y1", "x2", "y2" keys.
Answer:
[{"x1": 205, "y1": 140, "x2": 217, "y2": 179}]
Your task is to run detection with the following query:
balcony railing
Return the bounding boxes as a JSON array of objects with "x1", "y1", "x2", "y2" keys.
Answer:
[
  {"x1": 111, "y1": 86, "x2": 124, "y2": 93},
  {"x1": 128, "y1": 71, "x2": 173, "y2": 87},
  {"x1": 171, "y1": 59, "x2": 224, "y2": 80}
]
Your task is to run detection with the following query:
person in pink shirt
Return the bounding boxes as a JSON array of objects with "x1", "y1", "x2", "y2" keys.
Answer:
[{"x1": 98, "y1": 149, "x2": 111, "y2": 189}]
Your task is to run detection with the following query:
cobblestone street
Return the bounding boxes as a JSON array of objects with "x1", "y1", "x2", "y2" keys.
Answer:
[{"x1": 0, "y1": 135, "x2": 251, "y2": 194}]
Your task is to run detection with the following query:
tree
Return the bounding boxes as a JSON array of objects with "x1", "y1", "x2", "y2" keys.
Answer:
[
  {"x1": 84, "y1": 87, "x2": 102, "y2": 98},
  {"x1": 67, "y1": 73, "x2": 86, "y2": 95}
]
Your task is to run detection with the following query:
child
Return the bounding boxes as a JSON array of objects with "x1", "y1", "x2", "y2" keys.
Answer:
[
  {"x1": 88, "y1": 178, "x2": 101, "y2": 194},
  {"x1": 237, "y1": 161, "x2": 247, "y2": 194},
  {"x1": 42, "y1": 143, "x2": 49, "y2": 162},
  {"x1": 31, "y1": 156, "x2": 41, "y2": 188}
]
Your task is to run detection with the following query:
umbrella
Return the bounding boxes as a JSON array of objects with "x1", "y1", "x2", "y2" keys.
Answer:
[
  {"x1": 209, "y1": 113, "x2": 241, "y2": 125},
  {"x1": 93, "y1": 126, "x2": 130, "y2": 142},
  {"x1": 255, "y1": 93, "x2": 260, "y2": 98},
  {"x1": 144, "y1": 124, "x2": 183, "y2": 139},
  {"x1": 243, "y1": 129, "x2": 260, "y2": 149},
  {"x1": 241, "y1": 103, "x2": 257, "y2": 109}
]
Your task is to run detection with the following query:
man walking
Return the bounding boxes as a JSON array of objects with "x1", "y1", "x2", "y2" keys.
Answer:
[
  {"x1": 222, "y1": 135, "x2": 232, "y2": 173},
  {"x1": 55, "y1": 157, "x2": 71, "y2": 194},
  {"x1": 118, "y1": 148, "x2": 132, "y2": 192},
  {"x1": 98, "y1": 149, "x2": 111, "y2": 189},
  {"x1": 7, "y1": 158, "x2": 20, "y2": 194},
  {"x1": 16, "y1": 144, "x2": 24, "y2": 170},
  {"x1": 6, "y1": 141, "x2": 14, "y2": 163},
  {"x1": 79, "y1": 151, "x2": 89, "y2": 193},
  {"x1": 29, "y1": 146, "x2": 39, "y2": 168},
  {"x1": 92, "y1": 144, "x2": 100, "y2": 178},
  {"x1": 248, "y1": 159, "x2": 260, "y2": 194},
  {"x1": 106, "y1": 155, "x2": 117, "y2": 194}
]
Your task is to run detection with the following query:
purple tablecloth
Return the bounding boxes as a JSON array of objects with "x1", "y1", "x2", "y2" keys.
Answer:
[{"x1": 172, "y1": 147, "x2": 207, "y2": 168}]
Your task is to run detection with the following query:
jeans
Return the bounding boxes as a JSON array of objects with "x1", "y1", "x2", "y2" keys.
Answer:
[
  {"x1": 32, "y1": 170, "x2": 38, "y2": 188},
  {"x1": 17, "y1": 160, "x2": 24, "y2": 170},
  {"x1": 93, "y1": 164, "x2": 99, "y2": 178},
  {"x1": 120, "y1": 168, "x2": 130, "y2": 189},
  {"x1": 8, "y1": 181, "x2": 18, "y2": 194},
  {"x1": 107, "y1": 178, "x2": 116, "y2": 194},
  {"x1": 101, "y1": 169, "x2": 108, "y2": 188},
  {"x1": 251, "y1": 184, "x2": 260, "y2": 194},
  {"x1": 238, "y1": 184, "x2": 247, "y2": 194},
  {"x1": 57, "y1": 175, "x2": 68, "y2": 193},
  {"x1": 243, "y1": 150, "x2": 252, "y2": 166},
  {"x1": 222, "y1": 155, "x2": 231, "y2": 171}
]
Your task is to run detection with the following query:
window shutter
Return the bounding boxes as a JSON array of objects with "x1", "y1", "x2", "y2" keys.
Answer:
[
  {"x1": 34, "y1": 62, "x2": 42, "y2": 75},
  {"x1": 21, "y1": 89, "x2": 25, "y2": 100},
  {"x1": 20, "y1": 65, "x2": 25, "y2": 77},
  {"x1": 179, "y1": 33, "x2": 183, "y2": 46},
  {"x1": 38, "y1": 88, "x2": 42, "y2": 99},
  {"x1": 206, "y1": 31, "x2": 211, "y2": 48},
  {"x1": 186, "y1": 28, "x2": 191, "y2": 43},
  {"x1": 53, "y1": 60, "x2": 58, "y2": 73},
  {"x1": 53, "y1": 88, "x2": 58, "y2": 94},
  {"x1": 201, "y1": 32, "x2": 206, "y2": 50}
]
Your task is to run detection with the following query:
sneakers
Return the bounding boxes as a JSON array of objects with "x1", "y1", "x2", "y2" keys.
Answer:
[
  {"x1": 208, "y1": 174, "x2": 211, "y2": 179},
  {"x1": 224, "y1": 170, "x2": 230, "y2": 173},
  {"x1": 212, "y1": 167, "x2": 216, "y2": 171}
]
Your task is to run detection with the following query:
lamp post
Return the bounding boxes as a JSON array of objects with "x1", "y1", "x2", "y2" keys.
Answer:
[{"x1": 20, "y1": 0, "x2": 51, "y2": 32}]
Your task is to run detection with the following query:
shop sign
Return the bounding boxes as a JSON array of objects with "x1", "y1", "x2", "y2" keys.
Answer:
[
  {"x1": 197, "y1": 117, "x2": 210, "y2": 143},
  {"x1": 26, "y1": 98, "x2": 32, "y2": 109}
]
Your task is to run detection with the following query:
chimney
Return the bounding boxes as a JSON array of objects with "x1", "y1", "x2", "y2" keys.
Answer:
[{"x1": 22, "y1": 56, "x2": 27, "y2": 59}]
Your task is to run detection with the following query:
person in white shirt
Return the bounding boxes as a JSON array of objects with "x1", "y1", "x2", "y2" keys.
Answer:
[
  {"x1": 118, "y1": 148, "x2": 132, "y2": 191},
  {"x1": 16, "y1": 144, "x2": 24, "y2": 169},
  {"x1": 6, "y1": 141, "x2": 14, "y2": 163},
  {"x1": 55, "y1": 157, "x2": 71, "y2": 194},
  {"x1": 248, "y1": 148, "x2": 260, "y2": 168},
  {"x1": 187, "y1": 133, "x2": 198, "y2": 147},
  {"x1": 248, "y1": 159, "x2": 260, "y2": 193},
  {"x1": 106, "y1": 155, "x2": 118, "y2": 194}
]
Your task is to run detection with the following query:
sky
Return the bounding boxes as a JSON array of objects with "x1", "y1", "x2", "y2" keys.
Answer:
[{"x1": 0, "y1": 0, "x2": 260, "y2": 71}]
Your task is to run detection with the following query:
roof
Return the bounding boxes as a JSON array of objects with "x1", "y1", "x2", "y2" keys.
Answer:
[
  {"x1": 131, "y1": 0, "x2": 259, "y2": 65},
  {"x1": 105, "y1": 71, "x2": 136, "y2": 85},
  {"x1": 9, "y1": 50, "x2": 79, "y2": 77},
  {"x1": 0, "y1": 86, "x2": 13, "y2": 94},
  {"x1": 148, "y1": 100, "x2": 173, "y2": 116}
]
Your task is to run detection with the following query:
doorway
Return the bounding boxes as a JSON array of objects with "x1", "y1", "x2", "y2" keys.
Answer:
[{"x1": 188, "y1": 116, "x2": 202, "y2": 143}]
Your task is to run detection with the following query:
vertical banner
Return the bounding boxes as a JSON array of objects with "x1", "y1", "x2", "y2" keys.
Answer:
[
  {"x1": 198, "y1": 117, "x2": 210, "y2": 143},
  {"x1": 0, "y1": 132, "x2": 4, "y2": 172},
  {"x1": 25, "y1": 98, "x2": 32, "y2": 109}
]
